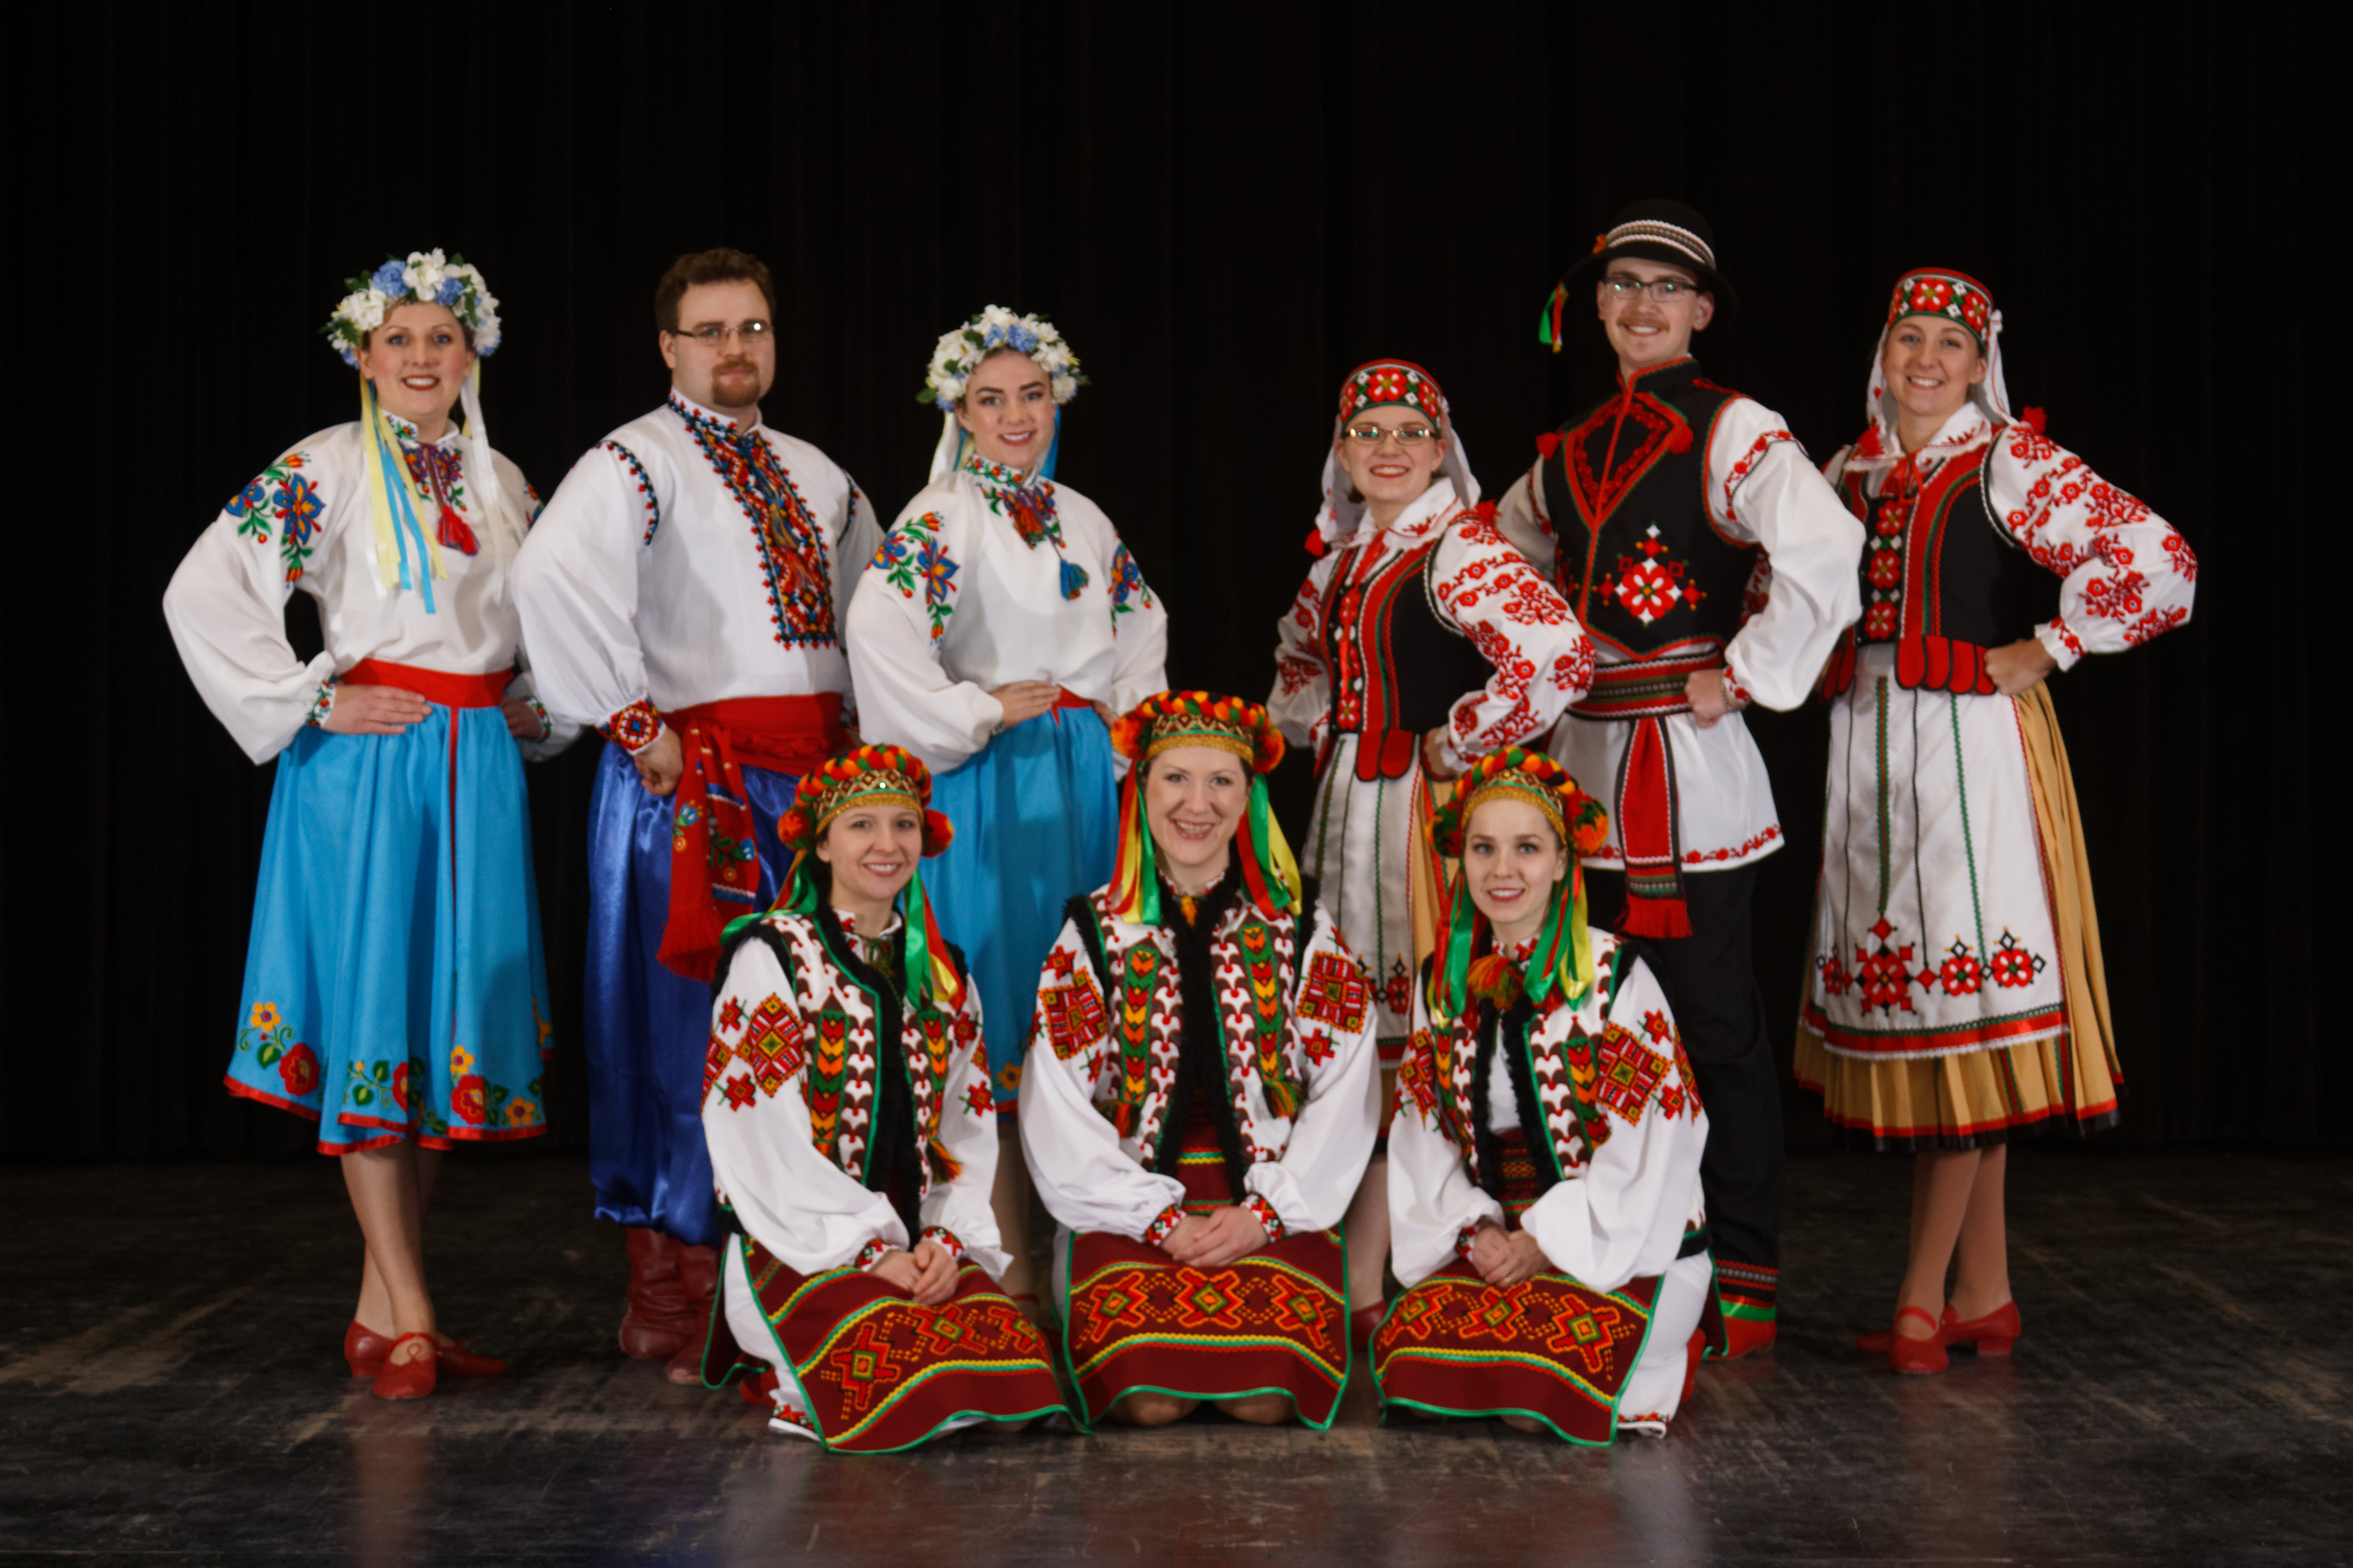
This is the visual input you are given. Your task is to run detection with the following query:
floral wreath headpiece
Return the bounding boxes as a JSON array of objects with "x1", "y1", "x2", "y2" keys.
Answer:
[
  {"x1": 1428, "y1": 748, "x2": 1611, "y2": 1023},
  {"x1": 324, "y1": 249, "x2": 510, "y2": 602},
  {"x1": 772, "y1": 745, "x2": 963, "y2": 1011},
  {"x1": 1106, "y1": 692, "x2": 1301, "y2": 926},
  {"x1": 918, "y1": 305, "x2": 1087, "y2": 482},
  {"x1": 326, "y1": 250, "x2": 503, "y2": 366}
]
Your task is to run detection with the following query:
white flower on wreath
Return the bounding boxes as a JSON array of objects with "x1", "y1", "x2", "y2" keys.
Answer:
[{"x1": 917, "y1": 303, "x2": 1087, "y2": 411}]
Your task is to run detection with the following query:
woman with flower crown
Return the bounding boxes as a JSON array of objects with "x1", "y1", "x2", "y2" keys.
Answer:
[
  {"x1": 846, "y1": 307, "x2": 1169, "y2": 1318},
  {"x1": 1266, "y1": 359, "x2": 1594, "y2": 1339},
  {"x1": 697, "y1": 743, "x2": 1065, "y2": 1450},
  {"x1": 163, "y1": 250, "x2": 573, "y2": 1400},
  {"x1": 1795, "y1": 269, "x2": 2196, "y2": 1374},
  {"x1": 1017, "y1": 693, "x2": 1380, "y2": 1429},
  {"x1": 1375, "y1": 749, "x2": 1711, "y2": 1440}
]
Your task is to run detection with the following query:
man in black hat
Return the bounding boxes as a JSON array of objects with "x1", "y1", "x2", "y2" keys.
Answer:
[{"x1": 1497, "y1": 199, "x2": 1864, "y2": 1358}]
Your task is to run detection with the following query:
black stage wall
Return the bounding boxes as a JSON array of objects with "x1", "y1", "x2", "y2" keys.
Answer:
[{"x1": 1, "y1": 4, "x2": 2327, "y2": 1156}]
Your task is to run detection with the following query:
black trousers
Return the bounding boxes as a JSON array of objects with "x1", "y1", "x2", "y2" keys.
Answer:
[{"x1": 1584, "y1": 864, "x2": 1782, "y2": 1276}]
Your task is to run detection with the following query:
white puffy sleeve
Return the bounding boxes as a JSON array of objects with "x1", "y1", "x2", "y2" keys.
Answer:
[
  {"x1": 490, "y1": 454, "x2": 583, "y2": 762},
  {"x1": 1704, "y1": 400, "x2": 1865, "y2": 710},
  {"x1": 1266, "y1": 555, "x2": 1337, "y2": 752},
  {"x1": 163, "y1": 440, "x2": 345, "y2": 764},
  {"x1": 1430, "y1": 510, "x2": 1597, "y2": 773},
  {"x1": 511, "y1": 441, "x2": 665, "y2": 741},
  {"x1": 844, "y1": 494, "x2": 1005, "y2": 775},
  {"x1": 830, "y1": 474, "x2": 882, "y2": 720},
  {"x1": 702, "y1": 937, "x2": 906, "y2": 1275},
  {"x1": 1017, "y1": 920, "x2": 1186, "y2": 1239},
  {"x1": 1519, "y1": 957, "x2": 1708, "y2": 1295},
  {"x1": 1490, "y1": 448, "x2": 1562, "y2": 579},
  {"x1": 1386, "y1": 986, "x2": 1504, "y2": 1290},
  {"x1": 918, "y1": 970, "x2": 1010, "y2": 1278},
  {"x1": 1241, "y1": 911, "x2": 1380, "y2": 1235},
  {"x1": 1982, "y1": 421, "x2": 2197, "y2": 668}
]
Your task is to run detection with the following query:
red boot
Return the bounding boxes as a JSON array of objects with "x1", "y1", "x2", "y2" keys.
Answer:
[
  {"x1": 663, "y1": 1243, "x2": 719, "y2": 1386},
  {"x1": 620, "y1": 1227, "x2": 689, "y2": 1361}
]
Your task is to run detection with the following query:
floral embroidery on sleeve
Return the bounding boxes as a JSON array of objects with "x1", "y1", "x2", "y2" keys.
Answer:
[
  {"x1": 873, "y1": 513, "x2": 960, "y2": 641},
  {"x1": 225, "y1": 451, "x2": 324, "y2": 584},
  {"x1": 602, "y1": 700, "x2": 662, "y2": 753},
  {"x1": 305, "y1": 680, "x2": 336, "y2": 729},
  {"x1": 1109, "y1": 543, "x2": 1155, "y2": 623},
  {"x1": 1143, "y1": 1205, "x2": 1185, "y2": 1247},
  {"x1": 855, "y1": 1238, "x2": 892, "y2": 1270},
  {"x1": 920, "y1": 1226, "x2": 967, "y2": 1261},
  {"x1": 1243, "y1": 1193, "x2": 1286, "y2": 1243},
  {"x1": 602, "y1": 441, "x2": 658, "y2": 544}
]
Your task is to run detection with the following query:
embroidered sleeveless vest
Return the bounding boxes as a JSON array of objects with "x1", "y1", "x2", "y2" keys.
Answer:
[
  {"x1": 1818, "y1": 437, "x2": 2055, "y2": 698},
  {"x1": 1320, "y1": 529, "x2": 1490, "y2": 779},
  {"x1": 1540, "y1": 358, "x2": 1757, "y2": 660}
]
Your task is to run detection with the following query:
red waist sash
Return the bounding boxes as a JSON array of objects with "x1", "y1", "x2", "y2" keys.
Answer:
[
  {"x1": 341, "y1": 658, "x2": 511, "y2": 708},
  {"x1": 658, "y1": 693, "x2": 847, "y2": 983},
  {"x1": 1564, "y1": 643, "x2": 1725, "y2": 940}
]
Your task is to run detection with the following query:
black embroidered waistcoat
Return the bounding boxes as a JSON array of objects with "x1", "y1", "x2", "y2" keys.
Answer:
[
  {"x1": 1320, "y1": 528, "x2": 1489, "y2": 779},
  {"x1": 1539, "y1": 357, "x2": 1757, "y2": 660}
]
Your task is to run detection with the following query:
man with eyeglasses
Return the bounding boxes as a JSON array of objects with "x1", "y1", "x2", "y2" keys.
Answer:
[
  {"x1": 515, "y1": 247, "x2": 879, "y2": 1383},
  {"x1": 1497, "y1": 200, "x2": 1863, "y2": 1360}
]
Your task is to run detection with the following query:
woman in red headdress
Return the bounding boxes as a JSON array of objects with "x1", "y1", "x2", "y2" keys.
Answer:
[
  {"x1": 1377, "y1": 748, "x2": 1712, "y2": 1441},
  {"x1": 1018, "y1": 693, "x2": 1381, "y2": 1430},
  {"x1": 1266, "y1": 360, "x2": 1594, "y2": 1338},
  {"x1": 1796, "y1": 269, "x2": 2197, "y2": 1372},
  {"x1": 698, "y1": 744, "x2": 1065, "y2": 1450}
]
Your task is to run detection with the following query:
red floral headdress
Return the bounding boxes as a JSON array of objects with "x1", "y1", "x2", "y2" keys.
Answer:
[
  {"x1": 1106, "y1": 692, "x2": 1299, "y2": 924},
  {"x1": 1428, "y1": 748, "x2": 1610, "y2": 1022},
  {"x1": 771, "y1": 744, "x2": 962, "y2": 1009}
]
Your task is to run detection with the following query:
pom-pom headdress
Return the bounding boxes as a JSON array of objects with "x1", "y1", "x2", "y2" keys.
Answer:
[
  {"x1": 325, "y1": 249, "x2": 511, "y2": 601},
  {"x1": 1428, "y1": 748, "x2": 1611, "y2": 1024},
  {"x1": 1106, "y1": 692, "x2": 1301, "y2": 926},
  {"x1": 771, "y1": 744, "x2": 963, "y2": 1011},
  {"x1": 919, "y1": 305, "x2": 1087, "y2": 482}
]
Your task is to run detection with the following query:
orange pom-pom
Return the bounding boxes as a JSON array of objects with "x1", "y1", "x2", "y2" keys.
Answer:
[
  {"x1": 1468, "y1": 953, "x2": 1518, "y2": 1009},
  {"x1": 923, "y1": 808, "x2": 955, "y2": 856}
]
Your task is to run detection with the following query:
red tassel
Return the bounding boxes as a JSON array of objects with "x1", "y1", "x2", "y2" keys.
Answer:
[
  {"x1": 1535, "y1": 432, "x2": 1563, "y2": 462},
  {"x1": 2022, "y1": 406, "x2": 2046, "y2": 433},
  {"x1": 1618, "y1": 895, "x2": 1693, "y2": 940},
  {"x1": 1303, "y1": 527, "x2": 1327, "y2": 558},
  {"x1": 1665, "y1": 425, "x2": 1693, "y2": 454},
  {"x1": 436, "y1": 504, "x2": 480, "y2": 555}
]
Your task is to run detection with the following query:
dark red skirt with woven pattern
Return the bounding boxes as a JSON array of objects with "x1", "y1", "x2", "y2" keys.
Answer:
[{"x1": 1370, "y1": 1131, "x2": 1661, "y2": 1444}]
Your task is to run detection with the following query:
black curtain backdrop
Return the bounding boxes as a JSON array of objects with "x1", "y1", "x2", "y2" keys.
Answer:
[{"x1": 2, "y1": 4, "x2": 2328, "y2": 1156}]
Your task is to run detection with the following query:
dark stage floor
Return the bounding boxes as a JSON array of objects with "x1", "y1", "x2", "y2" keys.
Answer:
[{"x1": 4, "y1": 1146, "x2": 2348, "y2": 1566}]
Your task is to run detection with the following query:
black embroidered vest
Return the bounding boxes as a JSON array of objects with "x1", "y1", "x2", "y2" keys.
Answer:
[
  {"x1": 1818, "y1": 438, "x2": 2055, "y2": 697},
  {"x1": 1320, "y1": 529, "x2": 1490, "y2": 779},
  {"x1": 1540, "y1": 358, "x2": 1758, "y2": 660}
]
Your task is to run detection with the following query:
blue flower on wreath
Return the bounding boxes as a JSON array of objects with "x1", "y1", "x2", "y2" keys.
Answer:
[
  {"x1": 437, "y1": 276, "x2": 465, "y2": 307},
  {"x1": 372, "y1": 260, "x2": 408, "y2": 295},
  {"x1": 1008, "y1": 323, "x2": 1039, "y2": 353}
]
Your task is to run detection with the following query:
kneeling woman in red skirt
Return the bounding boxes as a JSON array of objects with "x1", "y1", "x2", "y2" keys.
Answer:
[
  {"x1": 1377, "y1": 749, "x2": 1713, "y2": 1440},
  {"x1": 698, "y1": 746, "x2": 1066, "y2": 1451},
  {"x1": 1019, "y1": 693, "x2": 1382, "y2": 1429}
]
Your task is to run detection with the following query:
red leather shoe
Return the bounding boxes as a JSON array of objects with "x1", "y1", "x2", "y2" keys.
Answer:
[
  {"x1": 1718, "y1": 1314, "x2": 1776, "y2": 1359},
  {"x1": 434, "y1": 1337, "x2": 508, "y2": 1377},
  {"x1": 1350, "y1": 1303, "x2": 1385, "y2": 1352},
  {"x1": 372, "y1": 1334, "x2": 439, "y2": 1400},
  {"x1": 1942, "y1": 1299, "x2": 2021, "y2": 1355},
  {"x1": 738, "y1": 1369, "x2": 780, "y2": 1411},
  {"x1": 620, "y1": 1228, "x2": 690, "y2": 1361},
  {"x1": 344, "y1": 1320, "x2": 394, "y2": 1378},
  {"x1": 1886, "y1": 1307, "x2": 1948, "y2": 1375}
]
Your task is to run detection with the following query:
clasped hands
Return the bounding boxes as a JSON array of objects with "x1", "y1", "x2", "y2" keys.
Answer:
[
  {"x1": 1158, "y1": 1207, "x2": 1269, "y2": 1270},
  {"x1": 866, "y1": 1237, "x2": 959, "y2": 1306},
  {"x1": 323, "y1": 683, "x2": 548, "y2": 742},
  {"x1": 1466, "y1": 1219, "x2": 1550, "y2": 1288}
]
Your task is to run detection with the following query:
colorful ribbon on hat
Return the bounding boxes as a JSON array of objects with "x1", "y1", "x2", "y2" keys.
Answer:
[
  {"x1": 1427, "y1": 747, "x2": 1611, "y2": 1024},
  {"x1": 1106, "y1": 692, "x2": 1300, "y2": 926}
]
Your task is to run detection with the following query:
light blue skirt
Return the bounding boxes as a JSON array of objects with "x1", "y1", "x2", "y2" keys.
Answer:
[
  {"x1": 225, "y1": 712, "x2": 553, "y2": 1153},
  {"x1": 924, "y1": 710, "x2": 1117, "y2": 1118}
]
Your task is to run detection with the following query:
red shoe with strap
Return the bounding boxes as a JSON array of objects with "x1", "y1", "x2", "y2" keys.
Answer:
[
  {"x1": 344, "y1": 1320, "x2": 394, "y2": 1377},
  {"x1": 1886, "y1": 1306, "x2": 1949, "y2": 1375},
  {"x1": 1350, "y1": 1303, "x2": 1385, "y2": 1352},
  {"x1": 1942, "y1": 1299, "x2": 2021, "y2": 1355},
  {"x1": 372, "y1": 1334, "x2": 439, "y2": 1400},
  {"x1": 435, "y1": 1338, "x2": 508, "y2": 1377}
]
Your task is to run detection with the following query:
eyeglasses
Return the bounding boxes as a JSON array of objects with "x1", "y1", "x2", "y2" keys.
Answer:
[
  {"x1": 670, "y1": 321, "x2": 772, "y2": 347},
  {"x1": 1343, "y1": 423, "x2": 1438, "y2": 446},
  {"x1": 1602, "y1": 274, "x2": 1702, "y2": 303}
]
